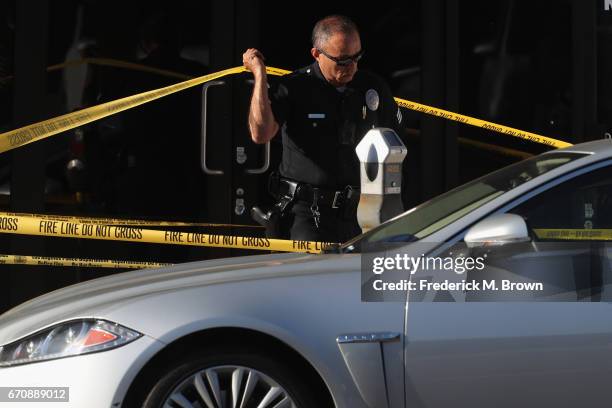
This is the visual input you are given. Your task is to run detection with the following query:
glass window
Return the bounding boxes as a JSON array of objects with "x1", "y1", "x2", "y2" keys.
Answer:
[
  {"x1": 436, "y1": 164, "x2": 612, "y2": 302},
  {"x1": 513, "y1": 164, "x2": 612, "y2": 235}
]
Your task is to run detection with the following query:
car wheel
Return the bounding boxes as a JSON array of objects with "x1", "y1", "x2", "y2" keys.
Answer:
[{"x1": 142, "y1": 347, "x2": 320, "y2": 408}]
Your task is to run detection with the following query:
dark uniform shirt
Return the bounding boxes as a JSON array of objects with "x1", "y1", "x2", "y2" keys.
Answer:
[{"x1": 270, "y1": 62, "x2": 402, "y2": 188}]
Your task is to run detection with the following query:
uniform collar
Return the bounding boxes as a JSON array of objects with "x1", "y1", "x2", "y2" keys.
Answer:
[
  {"x1": 310, "y1": 62, "x2": 356, "y2": 87},
  {"x1": 310, "y1": 62, "x2": 326, "y2": 81}
]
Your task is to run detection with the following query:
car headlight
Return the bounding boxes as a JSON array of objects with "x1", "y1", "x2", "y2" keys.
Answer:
[{"x1": 0, "y1": 319, "x2": 141, "y2": 367}]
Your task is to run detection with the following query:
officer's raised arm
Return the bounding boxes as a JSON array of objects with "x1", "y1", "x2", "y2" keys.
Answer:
[{"x1": 243, "y1": 48, "x2": 279, "y2": 144}]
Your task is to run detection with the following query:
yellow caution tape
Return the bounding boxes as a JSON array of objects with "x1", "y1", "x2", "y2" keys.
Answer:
[
  {"x1": 0, "y1": 254, "x2": 170, "y2": 269},
  {"x1": 265, "y1": 67, "x2": 293, "y2": 76},
  {"x1": 393, "y1": 98, "x2": 571, "y2": 149},
  {"x1": 0, "y1": 214, "x2": 336, "y2": 254},
  {"x1": 265, "y1": 66, "x2": 569, "y2": 148},
  {"x1": 0, "y1": 66, "x2": 247, "y2": 154},
  {"x1": 534, "y1": 229, "x2": 612, "y2": 241},
  {"x1": 0, "y1": 211, "x2": 262, "y2": 228},
  {"x1": 0, "y1": 65, "x2": 571, "y2": 156}
]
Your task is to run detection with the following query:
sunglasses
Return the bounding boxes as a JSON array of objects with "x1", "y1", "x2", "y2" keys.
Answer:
[{"x1": 317, "y1": 49, "x2": 364, "y2": 66}]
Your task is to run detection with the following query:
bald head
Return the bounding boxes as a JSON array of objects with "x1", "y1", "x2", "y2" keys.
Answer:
[{"x1": 311, "y1": 15, "x2": 359, "y2": 50}]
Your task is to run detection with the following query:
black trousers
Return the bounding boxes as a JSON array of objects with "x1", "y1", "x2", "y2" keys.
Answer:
[{"x1": 279, "y1": 201, "x2": 362, "y2": 243}]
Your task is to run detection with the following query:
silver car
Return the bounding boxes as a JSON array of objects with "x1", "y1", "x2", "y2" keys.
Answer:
[{"x1": 1, "y1": 140, "x2": 612, "y2": 408}]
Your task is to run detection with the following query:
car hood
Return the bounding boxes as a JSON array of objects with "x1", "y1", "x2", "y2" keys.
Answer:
[{"x1": 0, "y1": 252, "x2": 358, "y2": 344}]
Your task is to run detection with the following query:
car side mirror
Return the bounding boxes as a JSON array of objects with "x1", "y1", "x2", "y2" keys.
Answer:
[{"x1": 464, "y1": 213, "x2": 530, "y2": 248}]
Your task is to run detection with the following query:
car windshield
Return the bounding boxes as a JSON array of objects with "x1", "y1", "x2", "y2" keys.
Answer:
[{"x1": 343, "y1": 152, "x2": 587, "y2": 251}]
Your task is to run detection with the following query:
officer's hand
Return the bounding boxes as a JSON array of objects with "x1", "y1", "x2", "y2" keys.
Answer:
[{"x1": 243, "y1": 48, "x2": 266, "y2": 77}]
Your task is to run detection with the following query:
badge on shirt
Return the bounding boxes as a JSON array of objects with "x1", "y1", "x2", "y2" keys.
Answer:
[{"x1": 365, "y1": 89, "x2": 380, "y2": 111}]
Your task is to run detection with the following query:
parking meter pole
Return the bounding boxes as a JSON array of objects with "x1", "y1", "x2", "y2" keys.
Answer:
[{"x1": 355, "y1": 128, "x2": 408, "y2": 233}]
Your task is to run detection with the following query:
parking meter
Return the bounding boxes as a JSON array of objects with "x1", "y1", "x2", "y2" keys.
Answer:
[{"x1": 355, "y1": 128, "x2": 407, "y2": 233}]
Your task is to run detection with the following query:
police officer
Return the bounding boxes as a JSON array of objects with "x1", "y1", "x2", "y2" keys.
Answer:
[{"x1": 243, "y1": 15, "x2": 402, "y2": 242}]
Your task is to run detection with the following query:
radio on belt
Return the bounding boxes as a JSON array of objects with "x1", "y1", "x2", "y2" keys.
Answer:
[{"x1": 355, "y1": 128, "x2": 407, "y2": 233}]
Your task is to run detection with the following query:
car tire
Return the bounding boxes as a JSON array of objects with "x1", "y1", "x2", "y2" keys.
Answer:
[{"x1": 142, "y1": 346, "x2": 322, "y2": 408}]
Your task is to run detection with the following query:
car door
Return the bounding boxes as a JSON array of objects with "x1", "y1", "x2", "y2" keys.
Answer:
[{"x1": 404, "y1": 162, "x2": 612, "y2": 408}]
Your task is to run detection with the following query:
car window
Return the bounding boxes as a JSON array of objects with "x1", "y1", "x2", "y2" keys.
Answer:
[
  {"x1": 443, "y1": 164, "x2": 612, "y2": 302},
  {"x1": 512, "y1": 164, "x2": 612, "y2": 238},
  {"x1": 345, "y1": 152, "x2": 586, "y2": 251},
  {"x1": 417, "y1": 164, "x2": 612, "y2": 302}
]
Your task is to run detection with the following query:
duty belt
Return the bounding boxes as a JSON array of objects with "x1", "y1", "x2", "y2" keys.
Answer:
[{"x1": 277, "y1": 178, "x2": 359, "y2": 209}]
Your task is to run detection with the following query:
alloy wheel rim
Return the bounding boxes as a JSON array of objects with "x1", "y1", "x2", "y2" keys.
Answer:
[{"x1": 162, "y1": 365, "x2": 298, "y2": 408}]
